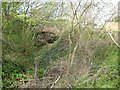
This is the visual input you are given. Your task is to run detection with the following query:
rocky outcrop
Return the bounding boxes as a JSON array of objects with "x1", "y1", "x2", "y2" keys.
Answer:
[{"x1": 34, "y1": 31, "x2": 59, "y2": 47}]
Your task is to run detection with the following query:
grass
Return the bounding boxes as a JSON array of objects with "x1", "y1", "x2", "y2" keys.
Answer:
[
  {"x1": 72, "y1": 44, "x2": 118, "y2": 88},
  {"x1": 2, "y1": 27, "x2": 119, "y2": 88},
  {"x1": 38, "y1": 33, "x2": 69, "y2": 69}
]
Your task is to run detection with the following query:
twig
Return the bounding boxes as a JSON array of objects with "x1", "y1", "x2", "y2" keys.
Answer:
[
  {"x1": 79, "y1": 65, "x2": 107, "y2": 85},
  {"x1": 50, "y1": 76, "x2": 61, "y2": 88},
  {"x1": 70, "y1": 42, "x2": 78, "y2": 66},
  {"x1": 107, "y1": 31, "x2": 120, "y2": 48}
]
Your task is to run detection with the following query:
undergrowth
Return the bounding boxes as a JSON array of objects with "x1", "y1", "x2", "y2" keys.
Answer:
[{"x1": 72, "y1": 44, "x2": 118, "y2": 88}]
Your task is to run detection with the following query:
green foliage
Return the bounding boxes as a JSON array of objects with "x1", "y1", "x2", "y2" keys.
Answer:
[
  {"x1": 112, "y1": 15, "x2": 118, "y2": 22},
  {"x1": 0, "y1": 67, "x2": 2, "y2": 89},
  {"x1": 2, "y1": 2, "x2": 36, "y2": 88},
  {"x1": 38, "y1": 36, "x2": 69, "y2": 68},
  {"x1": 2, "y1": 2, "x2": 22, "y2": 17},
  {"x1": 73, "y1": 44, "x2": 118, "y2": 88},
  {"x1": 2, "y1": 61, "x2": 27, "y2": 88},
  {"x1": 37, "y1": 68, "x2": 44, "y2": 78},
  {"x1": 2, "y1": 2, "x2": 119, "y2": 88}
]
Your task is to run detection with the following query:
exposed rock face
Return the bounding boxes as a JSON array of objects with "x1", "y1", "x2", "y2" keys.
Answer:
[{"x1": 34, "y1": 31, "x2": 59, "y2": 47}]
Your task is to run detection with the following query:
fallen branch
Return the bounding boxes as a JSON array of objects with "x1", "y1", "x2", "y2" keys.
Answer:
[
  {"x1": 79, "y1": 65, "x2": 107, "y2": 85},
  {"x1": 50, "y1": 76, "x2": 61, "y2": 88},
  {"x1": 107, "y1": 31, "x2": 120, "y2": 48}
]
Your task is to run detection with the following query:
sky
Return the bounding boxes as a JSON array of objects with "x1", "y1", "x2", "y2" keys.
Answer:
[
  {"x1": 29, "y1": 0, "x2": 120, "y2": 24},
  {"x1": 38, "y1": 0, "x2": 120, "y2": 4},
  {"x1": 8, "y1": 0, "x2": 119, "y2": 24},
  {"x1": 4, "y1": 0, "x2": 120, "y2": 5}
]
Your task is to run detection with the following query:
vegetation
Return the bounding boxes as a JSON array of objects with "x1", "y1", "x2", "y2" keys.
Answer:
[{"x1": 1, "y1": 1, "x2": 119, "y2": 89}]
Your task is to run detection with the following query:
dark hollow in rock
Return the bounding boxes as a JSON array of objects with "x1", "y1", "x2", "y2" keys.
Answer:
[{"x1": 34, "y1": 31, "x2": 59, "y2": 47}]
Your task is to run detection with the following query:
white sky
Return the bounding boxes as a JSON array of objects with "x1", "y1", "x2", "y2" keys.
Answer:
[
  {"x1": 31, "y1": 0, "x2": 119, "y2": 24},
  {"x1": 20, "y1": 0, "x2": 120, "y2": 24},
  {"x1": 46, "y1": 0, "x2": 120, "y2": 4}
]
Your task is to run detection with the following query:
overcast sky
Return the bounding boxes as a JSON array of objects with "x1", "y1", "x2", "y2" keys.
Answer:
[
  {"x1": 23, "y1": 0, "x2": 120, "y2": 24},
  {"x1": 39, "y1": 0, "x2": 120, "y2": 4}
]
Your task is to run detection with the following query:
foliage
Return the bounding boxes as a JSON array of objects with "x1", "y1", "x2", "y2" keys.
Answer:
[
  {"x1": 112, "y1": 15, "x2": 118, "y2": 22},
  {"x1": 72, "y1": 44, "x2": 118, "y2": 88},
  {"x1": 2, "y1": 60, "x2": 27, "y2": 88},
  {"x1": 33, "y1": 33, "x2": 69, "y2": 71},
  {"x1": 1, "y1": 2, "x2": 119, "y2": 89}
]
